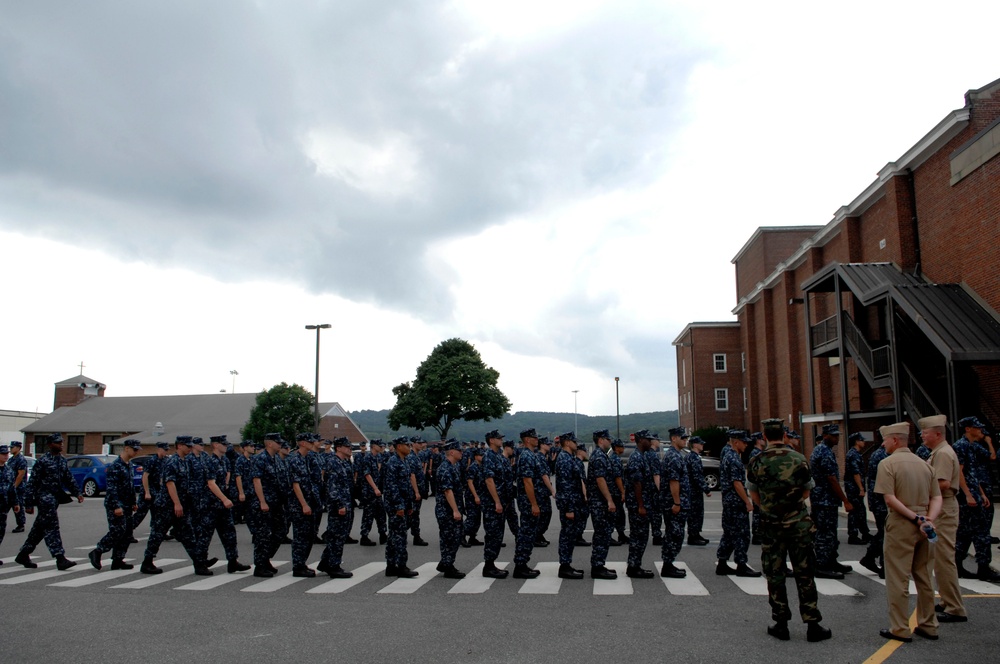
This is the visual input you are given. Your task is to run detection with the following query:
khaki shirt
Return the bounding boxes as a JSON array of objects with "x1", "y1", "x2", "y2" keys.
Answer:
[
  {"x1": 875, "y1": 447, "x2": 940, "y2": 513},
  {"x1": 928, "y1": 442, "x2": 961, "y2": 502}
]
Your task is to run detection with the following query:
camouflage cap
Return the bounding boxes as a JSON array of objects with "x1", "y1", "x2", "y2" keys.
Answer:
[
  {"x1": 472, "y1": 447, "x2": 485, "y2": 457},
  {"x1": 0, "y1": 445, "x2": 9, "y2": 454},
  {"x1": 264, "y1": 433, "x2": 284, "y2": 443},
  {"x1": 559, "y1": 431, "x2": 577, "y2": 443},
  {"x1": 611, "y1": 438, "x2": 626, "y2": 448},
  {"x1": 520, "y1": 428, "x2": 539, "y2": 439},
  {"x1": 484, "y1": 429, "x2": 504, "y2": 441},
  {"x1": 502, "y1": 439, "x2": 515, "y2": 448},
  {"x1": 688, "y1": 436, "x2": 703, "y2": 445},
  {"x1": 295, "y1": 433, "x2": 311, "y2": 442},
  {"x1": 48, "y1": 433, "x2": 64, "y2": 444},
  {"x1": 592, "y1": 429, "x2": 611, "y2": 442},
  {"x1": 333, "y1": 438, "x2": 352, "y2": 449},
  {"x1": 369, "y1": 438, "x2": 384, "y2": 448},
  {"x1": 726, "y1": 429, "x2": 746, "y2": 440},
  {"x1": 391, "y1": 437, "x2": 410, "y2": 446},
  {"x1": 175, "y1": 435, "x2": 193, "y2": 446},
  {"x1": 848, "y1": 432, "x2": 866, "y2": 443},
  {"x1": 632, "y1": 429, "x2": 653, "y2": 440},
  {"x1": 668, "y1": 426, "x2": 685, "y2": 437},
  {"x1": 409, "y1": 436, "x2": 423, "y2": 443},
  {"x1": 155, "y1": 441, "x2": 171, "y2": 449},
  {"x1": 822, "y1": 423, "x2": 841, "y2": 436},
  {"x1": 190, "y1": 437, "x2": 204, "y2": 445},
  {"x1": 958, "y1": 416, "x2": 985, "y2": 430},
  {"x1": 443, "y1": 440, "x2": 461, "y2": 452},
  {"x1": 538, "y1": 436, "x2": 551, "y2": 446},
  {"x1": 9, "y1": 440, "x2": 22, "y2": 448},
  {"x1": 210, "y1": 435, "x2": 228, "y2": 444},
  {"x1": 124, "y1": 439, "x2": 143, "y2": 450}
]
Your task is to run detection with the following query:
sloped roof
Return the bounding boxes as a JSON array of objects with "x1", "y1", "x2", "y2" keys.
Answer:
[
  {"x1": 55, "y1": 374, "x2": 104, "y2": 387},
  {"x1": 892, "y1": 283, "x2": 1000, "y2": 362},
  {"x1": 801, "y1": 262, "x2": 925, "y2": 304}
]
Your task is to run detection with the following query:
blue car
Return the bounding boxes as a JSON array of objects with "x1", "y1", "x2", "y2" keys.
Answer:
[{"x1": 66, "y1": 454, "x2": 116, "y2": 498}]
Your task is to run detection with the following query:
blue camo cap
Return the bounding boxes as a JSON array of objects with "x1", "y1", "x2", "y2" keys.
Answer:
[
  {"x1": 822, "y1": 424, "x2": 841, "y2": 436},
  {"x1": 848, "y1": 432, "x2": 865, "y2": 443},
  {"x1": 612, "y1": 438, "x2": 625, "y2": 447},
  {"x1": 155, "y1": 441, "x2": 170, "y2": 449},
  {"x1": 175, "y1": 435, "x2": 193, "y2": 446},
  {"x1": 0, "y1": 445, "x2": 9, "y2": 454},
  {"x1": 10, "y1": 440, "x2": 22, "y2": 448},
  {"x1": 958, "y1": 416, "x2": 985, "y2": 430},
  {"x1": 592, "y1": 429, "x2": 611, "y2": 441},
  {"x1": 48, "y1": 433, "x2": 64, "y2": 444},
  {"x1": 559, "y1": 431, "x2": 577, "y2": 443},
  {"x1": 124, "y1": 439, "x2": 142, "y2": 450},
  {"x1": 484, "y1": 429, "x2": 503, "y2": 441},
  {"x1": 668, "y1": 426, "x2": 685, "y2": 437},
  {"x1": 688, "y1": 436, "x2": 703, "y2": 445},
  {"x1": 443, "y1": 440, "x2": 461, "y2": 452},
  {"x1": 521, "y1": 428, "x2": 539, "y2": 439}
]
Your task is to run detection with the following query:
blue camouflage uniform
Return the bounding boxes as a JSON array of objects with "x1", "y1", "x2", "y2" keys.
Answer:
[
  {"x1": 203, "y1": 451, "x2": 240, "y2": 563},
  {"x1": 555, "y1": 449, "x2": 585, "y2": 565},
  {"x1": 844, "y1": 446, "x2": 870, "y2": 540},
  {"x1": 717, "y1": 445, "x2": 751, "y2": 565},
  {"x1": 626, "y1": 450, "x2": 653, "y2": 567},
  {"x1": 809, "y1": 440, "x2": 843, "y2": 570},
  {"x1": 915, "y1": 444, "x2": 932, "y2": 460},
  {"x1": 502, "y1": 448, "x2": 520, "y2": 537},
  {"x1": 233, "y1": 448, "x2": 252, "y2": 524},
  {"x1": 574, "y1": 454, "x2": 589, "y2": 538},
  {"x1": 863, "y1": 445, "x2": 889, "y2": 566},
  {"x1": 247, "y1": 449, "x2": 286, "y2": 567},
  {"x1": 660, "y1": 445, "x2": 690, "y2": 565},
  {"x1": 146, "y1": 452, "x2": 201, "y2": 564},
  {"x1": 406, "y1": 450, "x2": 425, "y2": 540},
  {"x1": 974, "y1": 437, "x2": 995, "y2": 535},
  {"x1": 686, "y1": 448, "x2": 709, "y2": 540},
  {"x1": 7, "y1": 447, "x2": 27, "y2": 529},
  {"x1": 464, "y1": 455, "x2": 484, "y2": 541},
  {"x1": 94, "y1": 455, "x2": 136, "y2": 561},
  {"x1": 435, "y1": 458, "x2": 464, "y2": 566},
  {"x1": 0, "y1": 451, "x2": 18, "y2": 548},
  {"x1": 132, "y1": 450, "x2": 165, "y2": 529},
  {"x1": 954, "y1": 436, "x2": 992, "y2": 567},
  {"x1": 287, "y1": 448, "x2": 322, "y2": 570},
  {"x1": 748, "y1": 446, "x2": 763, "y2": 541},
  {"x1": 382, "y1": 450, "x2": 413, "y2": 569},
  {"x1": 608, "y1": 445, "x2": 627, "y2": 539},
  {"x1": 535, "y1": 446, "x2": 554, "y2": 541},
  {"x1": 481, "y1": 446, "x2": 509, "y2": 563},
  {"x1": 187, "y1": 448, "x2": 215, "y2": 565},
  {"x1": 20, "y1": 450, "x2": 79, "y2": 559},
  {"x1": 587, "y1": 445, "x2": 616, "y2": 568},
  {"x1": 321, "y1": 451, "x2": 354, "y2": 570},
  {"x1": 513, "y1": 445, "x2": 547, "y2": 565},
  {"x1": 360, "y1": 451, "x2": 387, "y2": 540},
  {"x1": 645, "y1": 447, "x2": 663, "y2": 540}
]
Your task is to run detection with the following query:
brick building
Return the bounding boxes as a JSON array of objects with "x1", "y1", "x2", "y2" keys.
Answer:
[
  {"x1": 677, "y1": 76, "x2": 1000, "y2": 462},
  {"x1": 673, "y1": 322, "x2": 742, "y2": 433},
  {"x1": 21, "y1": 374, "x2": 368, "y2": 455}
]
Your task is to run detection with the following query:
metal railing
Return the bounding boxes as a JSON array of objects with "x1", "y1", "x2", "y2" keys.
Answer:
[
  {"x1": 899, "y1": 363, "x2": 941, "y2": 421},
  {"x1": 811, "y1": 314, "x2": 839, "y2": 347},
  {"x1": 842, "y1": 312, "x2": 892, "y2": 379}
]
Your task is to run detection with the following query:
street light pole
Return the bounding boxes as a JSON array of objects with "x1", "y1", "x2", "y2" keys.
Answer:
[
  {"x1": 572, "y1": 390, "x2": 579, "y2": 437},
  {"x1": 305, "y1": 324, "x2": 332, "y2": 432},
  {"x1": 615, "y1": 377, "x2": 620, "y2": 440},
  {"x1": 230, "y1": 370, "x2": 238, "y2": 394}
]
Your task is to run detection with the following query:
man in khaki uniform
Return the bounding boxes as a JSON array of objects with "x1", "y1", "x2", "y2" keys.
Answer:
[
  {"x1": 875, "y1": 422, "x2": 942, "y2": 643},
  {"x1": 919, "y1": 415, "x2": 968, "y2": 623}
]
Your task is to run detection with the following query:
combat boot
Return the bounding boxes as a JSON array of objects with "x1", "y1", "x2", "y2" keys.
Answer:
[
  {"x1": 254, "y1": 566, "x2": 275, "y2": 578},
  {"x1": 379, "y1": 533, "x2": 388, "y2": 544},
  {"x1": 735, "y1": 563, "x2": 762, "y2": 578},
  {"x1": 482, "y1": 561, "x2": 509, "y2": 579},
  {"x1": 316, "y1": 559, "x2": 330, "y2": 573},
  {"x1": 228, "y1": 559, "x2": 251, "y2": 573},
  {"x1": 193, "y1": 563, "x2": 214, "y2": 576},
  {"x1": 575, "y1": 537, "x2": 591, "y2": 547},
  {"x1": 558, "y1": 563, "x2": 584, "y2": 579},
  {"x1": 439, "y1": 564, "x2": 466, "y2": 579},
  {"x1": 56, "y1": 555, "x2": 77, "y2": 571},
  {"x1": 687, "y1": 535, "x2": 709, "y2": 546},
  {"x1": 832, "y1": 561, "x2": 853, "y2": 574},
  {"x1": 660, "y1": 562, "x2": 686, "y2": 578},
  {"x1": 715, "y1": 560, "x2": 736, "y2": 575},
  {"x1": 359, "y1": 536, "x2": 376, "y2": 546},
  {"x1": 14, "y1": 551, "x2": 37, "y2": 569},
  {"x1": 533, "y1": 538, "x2": 549, "y2": 548},
  {"x1": 467, "y1": 536, "x2": 484, "y2": 546},
  {"x1": 205, "y1": 557, "x2": 219, "y2": 568},
  {"x1": 977, "y1": 564, "x2": 1000, "y2": 581},
  {"x1": 140, "y1": 556, "x2": 162, "y2": 575},
  {"x1": 957, "y1": 562, "x2": 977, "y2": 578},
  {"x1": 292, "y1": 565, "x2": 316, "y2": 578},
  {"x1": 11, "y1": 525, "x2": 25, "y2": 533},
  {"x1": 396, "y1": 566, "x2": 418, "y2": 578},
  {"x1": 512, "y1": 563, "x2": 540, "y2": 579},
  {"x1": 88, "y1": 549, "x2": 102, "y2": 570},
  {"x1": 327, "y1": 565, "x2": 353, "y2": 579},
  {"x1": 413, "y1": 536, "x2": 429, "y2": 547},
  {"x1": 767, "y1": 621, "x2": 790, "y2": 641},
  {"x1": 110, "y1": 559, "x2": 134, "y2": 570},
  {"x1": 814, "y1": 568, "x2": 844, "y2": 579},
  {"x1": 591, "y1": 565, "x2": 617, "y2": 580},
  {"x1": 858, "y1": 555, "x2": 881, "y2": 576},
  {"x1": 806, "y1": 622, "x2": 832, "y2": 642},
  {"x1": 345, "y1": 536, "x2": 359, "y2": 544},
  {"x1": 385, "y1": 564, "x2": 399, "y2": 577},
  {"x1": 625, "y1": 565, "x2": 654, "y2": 579}
]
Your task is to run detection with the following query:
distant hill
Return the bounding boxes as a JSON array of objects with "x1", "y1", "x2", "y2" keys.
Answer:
[{"x1": 347, "y1": 409, "x2": 679, "y2": 442}]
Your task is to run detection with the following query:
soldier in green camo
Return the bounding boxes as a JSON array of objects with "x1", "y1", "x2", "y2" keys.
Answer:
[{"x1": 746, "y1": 418, "x2": 832, "y2": 643}]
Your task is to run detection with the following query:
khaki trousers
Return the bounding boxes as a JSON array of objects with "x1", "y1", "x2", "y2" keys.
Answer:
[
  {"x1": 884, "y1": 512, "x2": 938, "y2": 637},
  {"x1": 933, "y1": 501, "x2": 966, "y2": 616}
]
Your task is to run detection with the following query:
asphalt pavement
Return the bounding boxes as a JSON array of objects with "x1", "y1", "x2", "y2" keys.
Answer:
[{"x1": 2, "y1": 494, "x2": 999, "y2": 663}]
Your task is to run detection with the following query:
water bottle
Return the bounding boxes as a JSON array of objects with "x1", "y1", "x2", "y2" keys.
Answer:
[{"x1": 918, "y1": 516, "x2": 937, "y2": 543}]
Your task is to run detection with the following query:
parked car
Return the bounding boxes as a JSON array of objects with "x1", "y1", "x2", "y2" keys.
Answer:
[
  {"x1": 130, "y1": 455, "x2": 152, "y2": 490},
  {"x1": 23, "y1": 456, "x2": 36, "y2": 482},
  {"x1": 66, "y1": 454, "x2": 117, "y2": 497},
  {"x1": 697, "y1": 454, "x2": 721, "y2": 490}
]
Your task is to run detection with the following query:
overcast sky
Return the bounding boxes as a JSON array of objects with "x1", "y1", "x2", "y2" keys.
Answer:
[{"x1": 2, "y1": 1, "x2": 998, "y2": 419}]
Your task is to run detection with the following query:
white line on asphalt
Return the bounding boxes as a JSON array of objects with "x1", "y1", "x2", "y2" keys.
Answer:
[
  {"x1": 0, "y1": 559, "x2": 87, "y2": 585},
  {"x1": 241, "y1": 561, "x2": 318, "y2": 593},
  {"x1": 519, "y1": 561, "x2": 563, "y2": 594},
  {"x1": 955, "y1": 577, "x2": 1000, "y2": 593},
  {"x1": 845, "y1": 561, "x2": 916, "y2": 594},
  {"x1": 377, "y1": 562, "x2": 439, "y2": 594},
  {"x1": 448, "y1": 562, "x2": 509, "y2": 594},
  {"x1": 814, "y1": 577, "x2": 864, "y2": 596},
  {"x1": 593, "y1": 561, "x2": 632, "y2": 595},
  {"x1": 727, "y1": 575, "x2": 769, "y2": 595},
  {"x1": 48, "y1": 559, "x2": 182, "y2": 587},
  {"x1": 662, "y1": 562, "x2": 710, "y2": 595},
  {"x1": 0, "y1": 558, "x2": 60, "y2": 576},
  {"x1": 175, "y1": 561, "x2": 287, "y2": 591},
  {"x1": 110, "y1": 560, "x2": 226, "y2": 589},
  {"x1": 306, "y1": 562, "x2": 384, "y2": 594}
]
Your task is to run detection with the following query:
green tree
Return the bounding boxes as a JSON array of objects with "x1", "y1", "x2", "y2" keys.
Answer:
[
  {"x1": 388, "y1": 338, "x2": 512, "y2": 440},
  {"x1": 241, "y1": 382, "x2": 315, "y2": 443}
]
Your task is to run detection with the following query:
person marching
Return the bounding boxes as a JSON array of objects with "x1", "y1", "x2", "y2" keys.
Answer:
[
  {"x1": 359, "y1": 439, "x2": 388, "y2": 547},
  {"x1": 407, "y1": 436, "x2": 430, "y2": 547},
  {"x1": 7, "y1": 441, "x2": 27, "y2": 533},
  {"x1": 434, "y1": 439, "x2": 467, "y2": 579},
  {"x1": 89, "y1": 439, "x2": 142, "y2": 570},
  {"x1": 288, "y1": 433, "x2": 321, "y2": 578},
  {"x1": 205, "y1": 435, "x2": 249, "y2": 573},
  {"x1": 248, "y1": 433, "x2": 287, "y2": 578},
  {"x1": 659, "y1": 427, "x2": 691, "y2": 578},
  {"x1": 859, "y1": 437, "x2": 889, "y2": 578},
  {"x1": 462, "y1": 446, "x2": 485, "y2": 547},
  {"x1": 133, "y1": 441, "x2": 169, "y2": 530},
  {"x1": 0, "y1": 445, "x2": 22, "y2": 555}
]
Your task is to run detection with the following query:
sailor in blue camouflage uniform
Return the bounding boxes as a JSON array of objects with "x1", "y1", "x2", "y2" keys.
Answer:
[
  {"x1": 247, "y1": 433, "x2": 287, "y2": 577},
  {"x1": 659, "y1": 427, "x2": 691, "y2": 578},
  {"x1": 434, "y1": 439, "x2": 467, "y2": 579},
  {"x1": 845, "y1": 432, "x2": 872, "y2": 545},
  {"x1": 463, "y1": 446, "x2": 485, "y2": 547},
  {"x1": 587, "y1": 430, "x2": 618, "y2": 579},
  {"x1": 359, "y1": 440, "x2": 388, "y2": 546},
  {"x1": 89, "y1": 439, "x2": 142, "y2": 570},
  {"x1": 624, "y1": 431, "x2": 655, "y2": 578},
  {"x1": 187, "y1": 437, "x2": 219, "y2": 573},
  {"x1": 233, "y1": 440, "x2": 254, "y2": 526},
  {"x1": 645, "y1": 436, "x2": 664, "y2": 546},
  {"x1": 383, "y1": 437, "x2": 417, "y2": 577},
  {"x1": 685, "y1": 436, "x2": 711, "y2": 546},
  {"x1": 748, "y1": 433, "x2": 765, "y2": 545},
  {"x1": 142, "y1": 435, "x2": 207, "y2": 574},
  {"x1": 286, "y1": 433, "x2": 320, "y2": 577},
  {"x1": 133, "y1": 441, "x2": 169, "y2": 529},
  {"x1": 954, "y1": 416, "x2": 1000, "y2": 581},
  {"x1": 810, "y1": 424, "x2": 854, "y2": 578},
  {"x1": 715, "y1": 430, "x2": 761, "y2": 578},
  {"x1": 554, "y1": 432, "x2": 586, "y2": 579},
  {"x1": 317, "y1": 438, "x2": 355, "y2": 578},
  {"x1": 406, "y1": 436, "x2": 430, "y2": 547},
  {"x1": 480, "y1": 430, "x2": 510, "y2": 579},
  {"x1": 0, "y1": 444, "x2": 22, "y2": 552},
  {"x1": 276, "y1": 439, "x2": 294, "y2": 544},
  {"x1": 511, "y1": 429, "x2": 544, "y2": 579},
  {"x1": 535, "y1": 437, "x2": 554, "y2": 546},
  {"x1": 15, "y1": 434, "x2": 83, "y2": 570},
  {"x1": 609, "y1": 438, "x2": 628, "y2": 544},
  {"x1": 859, "y1": 438, "x2": 888, "y2": 578},
  {"x1": 574, "y1": 443, "x2": 591, "y2": 546},
  {"x1": 141, "y1": 437, "x2": 185, "y2": 573},
  {"x1": 306, "y1": 434, "x2": 327, "y2": 541},
  {"x1": 8, "y1": 441, "x2": 27, "y2": 533},
  {"x1": 502, "y1": 439, "x2": 520, "y2": 538},
  {"x1": 205, "y1": 436, "x2": 249, "y2": 573}
]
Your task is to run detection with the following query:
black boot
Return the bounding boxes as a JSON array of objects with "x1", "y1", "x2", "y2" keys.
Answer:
[
  {"x1": 327, "y1": 565, "x2": 353, "y2": 579},
  {"x1": 767, "y1": 620, "x2": 790, "y2": 641},
  {"x1": 575, "y1": 537, "x2": 591, "y2": 547},
  {"x1": 12, "y1": 525, "x2": 25, "y2": 533},
  {"x1": 140, "y1": 556, "x2": 161, "y2": 574},
  {"x1": 977, "y1": 564, "x2": 1000, "y2": 581},
  {"x1": 254, "y1": 566, "x2": 275, "y2": 578},
  {"x1": 293, "y1": 565, "x2": 316, "y2": 578},
  {"x1": 558, "y1": 563, "x2": 584, "y2": 579},
  {"x1": 385, "y1": 564, "x2": 399, "y2": 577},
  {"x1": 111, "y1": 559, "x2": 134, "y2": 570},
  {"x1": 807, "y1": 621, "x2": 833, "y2": 642},
  {"x1": 626, "y1": 565, "x2": 654, "y2": 579},
  {"x1": 316, "y1": 559, "x2": 329, "y2": 574},
  {"x1": 660, "y1": 562, "x2": 686, "y2": 578},
  {"x1": 957, "y1": 562, "x2": 977, "y2": 578},
  {"x1": 735, "y1": 563, "x2": 762, "y2": 578},
  {"x1": 14, "y1": 551, "x2": 37, "y2": 569},
  {"x1": 379, "y1": 533, "x2": 388, "y2": 544},
  {"x1": 482, "y1": 561, "x2": 509, "y2": 579},
  {"x1": 467, "y1": 537, "x2": 484, "y2": 546},
  {"x1": 513, "y1": 563, "x2": 540, "y2": 579},
  {"x1": 88, "y1": 549, "x2": 102, "y2": 570},
  {"x1": 56, "y1": 555, "x2": 77, "y2": 570},
  {"x1": 716, "y1": 560, "x2": 735, "y2": 575},
  {"x1": 360, "y1": 536, "x2": 376, "y2": 547},
  {"x1": 413, "y1": 536, "x2": 429, "y2": 547},
  {"x1": 440, "y1": 564, "x2": 466, "y2": 579},
  {"x1": 228, "y1": 559, "x2": 251, "y2": 573},
  {"x1": 396, "y1": 566, "x2": 418, "y2": 578},
  {"x1": 687, "y1": 534, "x2": 709, "y2": 546},
  {"x1": 591, "y1": 565, "x2": 618, "y2": 580},
  {"x1": 193, "y1": 563, "x2": 214, "y2": 576},
  {"x1": 858, "y1": 555, "x2": 881, "y2": 576}
]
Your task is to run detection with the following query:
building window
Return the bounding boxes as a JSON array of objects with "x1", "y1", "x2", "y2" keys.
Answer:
[
  {"x1": 67, "y1": 435, "x2": 85, "y2": 454},
  {"x1": 715, "y1": 388, "x2": 729, "y2": 411},
  {"x1": 681, "y1": 359, "x2": 686, "y2": 387},
  {"x1": 741, "y1": 352, "x2": 746, "y2": 372},
  {"x1": 714, "y1": 354, "x2": 727, "y2": 373},
  {"x1": 743, "y1": 387, "x2": 747, "y2": 411}
]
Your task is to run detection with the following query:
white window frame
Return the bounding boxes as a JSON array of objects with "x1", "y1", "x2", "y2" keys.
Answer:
[
  {"x1": 741, "y1": 352, "x2": 746, "y2": 372},
  {"x1": 743, "y1": 387, "x2": 747, "y2": 411},
  {"x1": 713, "y1": 353, "x2": 727, "y2": 373},
  {"x1": 681, "y1": 359, "x2": 686, "y2": 387},
  {"x1": 715, "y1": 388, "x2": 729, "y2": 411}
]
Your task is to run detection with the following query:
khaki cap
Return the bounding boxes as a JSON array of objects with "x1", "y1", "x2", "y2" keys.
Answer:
[
  {"x1": 917, "y1": 414, "x2": 947, "y2": 429},
  {"x1": 879, "y1": 422, "x2": 910, "y2": 438}
]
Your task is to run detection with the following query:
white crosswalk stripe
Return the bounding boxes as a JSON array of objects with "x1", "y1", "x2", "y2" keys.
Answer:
[
  {"x1": 49, "y1": 559, "x2": 182, "y2": 587},
  {"x1": 0, "y1": 559, "x2": 86, "y2": 585},
  {"x1": 845, "y1": 561, "x2": 915, "y2": 593},
  {"x1": 662, "y1": 562, "x2": 709, "y2": 595},
  {"x1": 307, "y1": 562, "x2": 384, "y2": 594},
  {"x1": 241, "y1": 561, "x2": 316, "y2": 593},
  {"x1": 518, "y1": 562, "x2": 563, "y2": 594},
  {"x1": 0, "y1": 558, "x2": 60, "y2": 576},
  {"x1": 593, "y1": 562, "x2": 631, "y2": 595},
  {"x1": 110, "y1": 559, "x2": 227, "y2": 589},
  {"x1": 448, "y1": 562, "x2": 509, "y2": 594},
  {"x1": 727, "y1": 575, "x2": 769, "y2": 595},
  {"x1": 377, "y1": 562, "x2": 440, "y2": 594},
  {"x1": 175, "y1": 562, "x2": 285, "y2": 591}
]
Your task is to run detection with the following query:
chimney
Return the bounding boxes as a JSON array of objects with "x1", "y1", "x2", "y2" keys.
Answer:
[{"x1": 54, "y1": 375, "x2": 106, "y2": 409}]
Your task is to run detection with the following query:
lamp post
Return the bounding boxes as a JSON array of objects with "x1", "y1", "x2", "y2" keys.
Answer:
[
  {"x1": 230, "y1": 370, "x2": 238, "y2": 394},
  {"x1": 615, "y1": 377, "x2": 620, "y2": 440},
  {"x1": 572, "y1": 390, "x2": 579, "y2": 436},
  {"x1": 305, "y1": 324, "x2": 332, "y2": 432}
]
